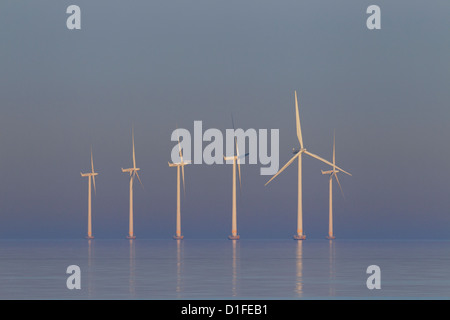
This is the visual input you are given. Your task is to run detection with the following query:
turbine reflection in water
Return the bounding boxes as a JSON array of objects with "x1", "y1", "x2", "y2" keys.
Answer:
[
  {"x1": 232, "y1": 240, "x2": 239, "y2": 297},
  {"x1": 129, "y1": 240, "x2": 135, "y2": 296},
  {"x1": 87, "y1": 239, "x2": 93, "y2": 297},
  {"x1": 329, "y1": 240, "x2": 336, "y2": 296},
  {"x1": 176, "y1": 240, "x2": 184, "y2": 296},
  {"x1": 295, "y1": 241, "x2": 303, "y2": 297}
]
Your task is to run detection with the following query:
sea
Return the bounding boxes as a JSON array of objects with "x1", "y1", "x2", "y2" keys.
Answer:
[{"x1": 1, "y1": 239, "x2": 449, "y2": 300}]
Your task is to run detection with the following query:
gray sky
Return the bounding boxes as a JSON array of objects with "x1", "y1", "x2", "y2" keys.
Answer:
[{"x1": 0, "y1": 1, "x2": 449, "y2": 238}]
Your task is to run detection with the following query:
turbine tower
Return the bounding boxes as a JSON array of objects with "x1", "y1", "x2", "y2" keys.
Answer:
[
  {"x1": 80, "y1": 147, "x2": 98, "y2": 239},
  {"x1": 224, "y1": 116, "x2": 248, "y2": 240},
  {"x1": 265, "y1": 91, "x2": 351, "y2": 240},
  {"x1": 122, "y1": 127, "x2": 143, "y2": 239},
  {"x1": 168, "y1": 128, "x2": 190, "y2": 240},
  {"x1": 321, "y1": 133, "x2": 350, "y2": 239}
]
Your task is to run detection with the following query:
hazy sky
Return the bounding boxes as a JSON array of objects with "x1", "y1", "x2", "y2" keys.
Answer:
[{"x1": 0, "y1": 1, "x2": 449, "y2": 239}]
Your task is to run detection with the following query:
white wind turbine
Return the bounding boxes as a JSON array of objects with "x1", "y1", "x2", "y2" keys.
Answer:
[
  {"x1": 168, "y1": 128, "x2": 190, "y2": 240},
  {"x1": 265, "y1": 91, "x2": 351, "y2": 240},
  {"x1": 224, "y1": 116, "x2": 248, "y2": 240},
  {"x1": 122, "y1": 127, "x2": 143, "y2": 239},
  {"x1": 321, "y1": 133, "x2": 350, "y2": 239},
  {"x1": 80, "y1": 147, "x2": 98, "y2": 239}
]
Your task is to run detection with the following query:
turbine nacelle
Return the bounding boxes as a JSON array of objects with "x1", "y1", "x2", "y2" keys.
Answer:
[
  {"x1": 122, "y1": 167, "x2": 140, "y2": 173},
  {"x1": 80, "y1": 172, "x2": 98, "y2": 177},
  {"x1": 224, "y1": 153, "x2": 249, "y2": 161},
  {"x1": 168, "y1": 161, "x2": 190, "y2": 167},
  {"x1": 292, "y1": 148, "x2": 306, "y2": 155}
]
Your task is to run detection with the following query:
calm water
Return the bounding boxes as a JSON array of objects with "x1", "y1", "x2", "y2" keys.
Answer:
[{"x1": 0, "y1": 239, "x2": 449, "y2": 299}]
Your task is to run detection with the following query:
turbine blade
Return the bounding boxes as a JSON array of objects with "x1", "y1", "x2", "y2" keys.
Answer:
[
  {"x1": 233, "y1": 114, "x2": 246, "y2": 194},
  {"x1": 177, "y1": 126, "x2": 184, "y2": 163},
  {"x1": 231, "y1": 114, "x2": 240, "y2": 158},
  {"x1": 265, "y1": 152, "x2": 300, "y2": 186},
  {"x1": 181, "y1": 164, "x2": 186, "y2": 197},
  {"x1": 334, "y1": 172, "x2": 345, "y2": 199},
  {"x1": 304, "y1": 150, "x2": 352, "y2": 176},
  {"x1": 333, "y1": 131, "x2": 336, "y2": 170},
  {"x1": 132, "y1": 127, "x2": 136, "y2": 169},
  {"x1": 295, "y1": 91, "x2": 304, "y2": 149},
  {"x1": 91, "y1": 146, "x2": 95, "y2": 174},
  {"x1": 237, "y1": 157, "x2": 242, "y2": 192},
  {"x1": 92, "y1": 175, "x2": 96, "y2": 195},
  {"x1": 135, "y1": 171, "x2": 144, "y2": 189},
  {"x1": 235, "y1": 136, "x2": 240, "y2": 157}
]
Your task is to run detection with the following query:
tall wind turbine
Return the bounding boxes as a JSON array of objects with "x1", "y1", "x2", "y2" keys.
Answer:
[
  {"x1": 321, "y1": 133, "x2": 350, "y2": 239},
  {"x1": 224, "y1": 116, "x2": 248, "y2": 240},
  {"x1": 168, "y1": 128, "x2": 190, "y2": 240},
  {"x1": 80, "y1": 147, "x2": 98, "y2": 239},
  {"x1": 122, "y1": 128, "x2": 143, "y2": 239},
  {"x1": 265, "y1": 91, "x2": 351, "y2": 240}
]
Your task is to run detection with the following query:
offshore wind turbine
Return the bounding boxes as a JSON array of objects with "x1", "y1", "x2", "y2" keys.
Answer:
[
  {"x1": 122, "y1": 128, "x2": 143, "y2": 239},
  {"x1": 224, "y1": 116, "x2": 248, "y2": 240},
  {"x1": 168, "y1": 128, "x2": 190, "y2": 240},
  {"x1": 321, "y1": 133, "x2": 350, "y2": 239},
  {"x1": 80, "y1": 147, "x2": 98, "y2": 239},
  {"x1": 265, "y1": 91, "x2": 351, "y2": 240}
]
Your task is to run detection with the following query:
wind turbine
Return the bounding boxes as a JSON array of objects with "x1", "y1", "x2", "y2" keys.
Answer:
[
  {"x1": 321, "y1": 133, "x2": 350, "y2": 239},
  {"x1": 168, "y1": 128, "x2": 190, "y2": 240},
  {"x1": 122, "y1": 127, "x2": 143, "y2": 239},
  {"x1": 224, "y1": 116, "x2": 248, "y2": 240},
  {"x1": 265, "y1": 91, "x2": 351, "y2": 240},
  {"x1": 80, "y1": 147, "x2": 98, "y2": 239}
]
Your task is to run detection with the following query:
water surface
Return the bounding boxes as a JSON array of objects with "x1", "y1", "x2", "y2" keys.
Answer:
[{"x1": 1, "y1": 239, "x2": 449, "y2": 299}]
